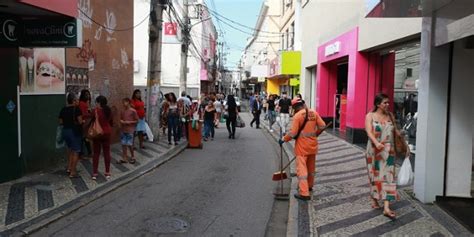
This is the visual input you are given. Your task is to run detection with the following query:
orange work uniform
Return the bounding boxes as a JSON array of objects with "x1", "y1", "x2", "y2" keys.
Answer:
[{"x1": 283, "y1": 108, "x2": 326, "y2": 197}]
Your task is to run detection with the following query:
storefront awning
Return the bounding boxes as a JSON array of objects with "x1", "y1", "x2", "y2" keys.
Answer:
[
  {"x1": 0, "y1": 0, "x2": 78, "y2": 18},
  {"x1": 365, "y1": 0, "x2": 456, "y2": 18}
]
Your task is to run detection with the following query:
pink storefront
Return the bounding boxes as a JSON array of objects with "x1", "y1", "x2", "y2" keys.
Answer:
[{"x1": 316, "y1": 27, "x2": 395, "y2": 144}]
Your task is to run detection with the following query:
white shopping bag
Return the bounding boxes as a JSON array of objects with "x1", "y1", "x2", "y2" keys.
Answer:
[
  {"x1": 144, "y1": 122, "x2": 154, "y2": 142},
  {"x1": 398, "y1": 158, "x2": 414, "y2": 186}
]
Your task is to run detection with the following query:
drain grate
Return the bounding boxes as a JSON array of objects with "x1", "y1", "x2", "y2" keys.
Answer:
[{"x1": 147, "y1": 217, "x2": 190, "y2": 234}]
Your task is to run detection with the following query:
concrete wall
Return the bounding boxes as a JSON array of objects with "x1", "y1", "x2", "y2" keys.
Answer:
[
  {"x1": 445, "y1": 39, "x2": 474, "y2": 198},
  {"x1": 68, "y1": 0, "x2": 134, "y2": 141},
  {"x1": 415, "y1": 1, "x2": 474, "y2": 203},
  {"x1": 358, "y1": 18, "x2": 421, "y2": 51}
]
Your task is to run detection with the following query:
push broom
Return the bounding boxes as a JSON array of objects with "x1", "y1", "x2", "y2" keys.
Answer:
[{"x1": 272, "y1": 122, "x2": 332, "y2": 181}]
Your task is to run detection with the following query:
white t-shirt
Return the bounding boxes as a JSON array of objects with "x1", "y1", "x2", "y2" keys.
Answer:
[
  {"x1": 178, "y1": 96, "x2": 192, "y2": 107},
  {"x1": 214, "y1": 100, "x2": 223, "y2": 113}
]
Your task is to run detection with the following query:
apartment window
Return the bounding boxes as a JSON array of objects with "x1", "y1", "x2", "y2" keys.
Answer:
[
  {"x1": 285, "y1": 29, "x2": 289, "y2": 50},
  {"x1": 289, "y1": 22, "x2": 295, "y2": 49},
  {"x1": 281, "y1": 34, "x2": 284, "y2": 50}
]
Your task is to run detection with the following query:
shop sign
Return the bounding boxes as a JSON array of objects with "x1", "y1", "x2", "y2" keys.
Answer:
[
  {"x1": 257, "y1": 77, "x2": 265, "y2": 82},
  {"x1": 0, "y1": 18, "x2": 82, "y2": 47},
  {"x1": 290, "y1": 78, "x2": 300, "y2": 86},
  {"x1": 324, "y1": 41, "x2": 341, "y2": 57}
]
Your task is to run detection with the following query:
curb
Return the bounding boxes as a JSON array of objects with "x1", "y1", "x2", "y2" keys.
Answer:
[
  {"x1": 0, "y1": 143, "x2": 187, "y2": 236},
  {"x1": 260, "y1": 122, "x2": 299, "y2": 237}
]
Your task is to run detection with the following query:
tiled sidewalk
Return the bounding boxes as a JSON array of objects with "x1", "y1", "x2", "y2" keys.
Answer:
[
  {"x1": 0, "y1": 140, "x2": 186, "y2": 235},
  {"x1": 260, "y1": 116, "x2": 472, "y2": 237}
]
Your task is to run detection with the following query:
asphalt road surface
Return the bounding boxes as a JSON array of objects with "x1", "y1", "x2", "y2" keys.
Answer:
[{"x1": 32, "y1": 114, "x2": 288, "y2": 237}]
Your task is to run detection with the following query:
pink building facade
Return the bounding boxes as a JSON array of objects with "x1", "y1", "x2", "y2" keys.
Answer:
[{"x1": 316, "y1": 27, "x2": 395, "y2": 143}]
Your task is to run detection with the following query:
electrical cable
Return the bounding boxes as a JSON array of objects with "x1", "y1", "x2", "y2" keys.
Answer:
[
  {"x1": 78, "y1": 8, "x2": 150, "y2": 32},
  {"x1": 202, "y1": 5, "x2": 282, "y2": 35}
]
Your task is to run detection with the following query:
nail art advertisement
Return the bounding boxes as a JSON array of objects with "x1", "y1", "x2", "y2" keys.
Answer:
[{"x1": 19, "y1": 48, "x2": 65, "y2": 95}]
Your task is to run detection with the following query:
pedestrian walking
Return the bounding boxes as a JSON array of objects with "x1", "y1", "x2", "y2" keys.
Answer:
[
  {"x1": 214, "y1": 96, "x2": 223, "y2": 128},
  {"x1": 119, "y1": 98, "x2": 139, "y2": 164},
  {"x1": 250, "y1": 96, "x2": 262, "y2": 129},
  {"x1": 224, "y1": 95, "x2": 239, "y2": 139},
  {"x1": 177, "y1": 99, "x2": 190, "y2": 141},
  {"x1": 160, "y1": 93, "x2": 170, "y2": 135},
  {"x1": 91, "y1": 95, "x2": 113, "y2": 180},
  {"x1": 276, "y1": 91, "x2": 291, "y2": 134},
  {"x1": 365, "y1": 93, "x2": 400, "y2": 219},
  {"x1": 166, "y1": 93, "x2": 179, "y2": 145},
  {"x1": 279, "y1": 98, "x2": 326, "y2": 201},
  {"x1": 203, "y1": 99, "x2": 217, "y2": 141},
  {"x1": 78, "y1": 89, "x2": 92, "y2": 159},
  {"x1": 267, "y1": 94, "x2": 277, "y2": 132},
  {"x1": 59, "y1": 93, "x2": 83, "y2": 178},
  {"x1": 178, "y1": 91, "x2": 192, "y2": 107},
  {"x1": 131, "y1": 89, "x2": 146, "y2": 149}
]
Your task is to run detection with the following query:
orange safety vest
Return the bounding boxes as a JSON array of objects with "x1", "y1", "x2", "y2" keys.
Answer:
[{"x1": 283, "y1": 108, "x2": 326, "y2": 156}]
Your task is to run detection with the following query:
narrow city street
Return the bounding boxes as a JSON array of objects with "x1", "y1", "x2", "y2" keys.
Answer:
[{"x1": 31, "y1": 114, "x2": 288, "y2": 237}]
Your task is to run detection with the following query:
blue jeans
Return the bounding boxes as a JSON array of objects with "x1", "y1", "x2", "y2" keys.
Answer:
[
  {"x1": 168, "y1": 115, "x2": 179, "y2": 143},
  {"x1": 204, "y1": 119, "x2": 215, "y2": 138}
]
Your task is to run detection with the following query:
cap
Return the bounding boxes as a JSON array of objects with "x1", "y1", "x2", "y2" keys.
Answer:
[{"x1": 291, "y1": 98, "x2": 304, "y2": 107}]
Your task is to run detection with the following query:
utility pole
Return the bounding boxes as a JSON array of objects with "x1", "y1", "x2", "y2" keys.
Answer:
[
  {"x1": 179, "y1": 0, "x2": 189, "y2": 96},
  {"x1": 146, "y1": 0, "x2": 165, "y2": 140}
]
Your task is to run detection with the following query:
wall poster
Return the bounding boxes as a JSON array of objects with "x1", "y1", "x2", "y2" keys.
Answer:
[
  {"x1": 65, "y1": 67, "x2": 90, "y2": 96},
  {"x1": 19, "y1": 48, "x2": 66, "y2": 95}
]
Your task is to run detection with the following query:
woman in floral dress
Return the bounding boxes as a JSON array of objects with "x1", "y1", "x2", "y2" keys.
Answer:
[{"x1": 365, "y1": 93, "x2": 398, "y2": 219}]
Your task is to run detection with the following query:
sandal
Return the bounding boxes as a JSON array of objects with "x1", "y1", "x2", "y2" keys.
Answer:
[
  {"x1": 370, "y1": 198, "x2": 381, "y2": 209},
  {"x1": 129, "y1": 159, "x2": 136, "y2": 164},
  {"x1": 117, "y1": 159, "x2": 128, "y2": 164},
  {"x1": 383, "y1": 210, "x2": 396, "y2": 220}
]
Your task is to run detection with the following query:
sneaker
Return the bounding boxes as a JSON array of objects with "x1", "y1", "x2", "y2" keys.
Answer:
[
  {"x1": 92, "y1": 176, "x2": 97, "y2": 180},
  {"x1": 270, "y1": 129, "x2": 274, "y2": 132},
  {"x1": 211, "y1": 137, "x2": 214, "y2": 141},
  {"x1": 105, "y1": 173, "x2": 111, "y2": 179}
]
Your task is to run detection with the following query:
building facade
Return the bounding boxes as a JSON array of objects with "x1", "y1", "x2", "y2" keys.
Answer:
[
  {"x1": 300, "y1": 0, "x2": 421, "y2": 144},
  {"x1": 0, "y1": 0, "x2": 134, "y2": 183},
  {"x1": 133, "y1": 0, "x2": 217, "y2": 98}
]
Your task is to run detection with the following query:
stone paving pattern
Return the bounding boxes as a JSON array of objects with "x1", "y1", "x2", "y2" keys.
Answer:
[
  {"x1": 0, "y1": 139, "x2": 179, "y2": 232},
  {"x1": 260, "y1": 115, "x2": 472, "y2": 237}
]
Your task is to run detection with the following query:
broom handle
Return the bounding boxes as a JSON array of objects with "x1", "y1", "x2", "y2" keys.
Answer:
[{"x1": 278, "y1": 121, "x2": 333, "y2": 172}]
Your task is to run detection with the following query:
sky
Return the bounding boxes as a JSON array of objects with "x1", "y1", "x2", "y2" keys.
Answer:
[{"x1": 205, "y1": 0, "x2": 264, "y2": 70}]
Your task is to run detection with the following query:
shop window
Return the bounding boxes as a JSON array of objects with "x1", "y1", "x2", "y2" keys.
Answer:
[{"x1": 392, "y1": 43, "x2": 420, "y2": 152}]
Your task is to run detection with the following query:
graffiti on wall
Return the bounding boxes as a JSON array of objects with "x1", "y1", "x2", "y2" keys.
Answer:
[
  {"x1": 105, "y1": 9, "x2": 117, "y2": 42},
  {"x1": 121, "y1": 48, "x2": 129, "y2": 68},
  {"x1": 77, "y1": 39, "x2": 97, "y2": 63},
  {"x1": 78, "y1": 0, "x2": 93, "y2": 29}
]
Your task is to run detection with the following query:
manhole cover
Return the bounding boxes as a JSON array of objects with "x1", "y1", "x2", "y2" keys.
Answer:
[{"x1": 147, "y1": 217, "x2": 189, "y2": 234}]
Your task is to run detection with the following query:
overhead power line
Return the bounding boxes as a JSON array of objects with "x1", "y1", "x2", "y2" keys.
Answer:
[{"x1": 78, "y1": 8, "x2": 150, "y2": 32}]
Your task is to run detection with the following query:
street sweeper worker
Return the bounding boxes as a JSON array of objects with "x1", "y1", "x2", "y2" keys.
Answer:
[{"x1": 279, "y1": 98, "x2": 326, "y2": 201}]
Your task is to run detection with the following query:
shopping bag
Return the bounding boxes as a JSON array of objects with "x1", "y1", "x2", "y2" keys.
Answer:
[
  {"x1": 397, "y1": 157, "x2": 414, "y2": 186},
  {"x1": 55, "y1": 125, "x2": 65, "y2": 149},
  {"x1": 236, "y1": 115, "x2": 246, "y2": 128},
  {"x1": 144, "y1": 121, "x2": 154, "y2": 142}
]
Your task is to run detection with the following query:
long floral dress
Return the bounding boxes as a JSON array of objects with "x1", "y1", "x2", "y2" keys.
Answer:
[{"x1": 366, "y1": 114, "x2": 398, "y2": 201}]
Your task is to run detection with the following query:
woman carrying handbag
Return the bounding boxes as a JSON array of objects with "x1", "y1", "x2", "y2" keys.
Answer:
[
  {"x1": 365, "y1": 93, "x2": 408, "y2": 220},
  {"x1": 90, "y1": 96, "x2": 113, "y2": 180}
]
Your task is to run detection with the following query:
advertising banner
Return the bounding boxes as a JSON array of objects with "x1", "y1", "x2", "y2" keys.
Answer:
[
  {"x1": 19, "y1": 48, "x2": 66, "y2": 95},
  {"x1": 0, "y1": 18, "x2": 82, "y2": 47}
]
